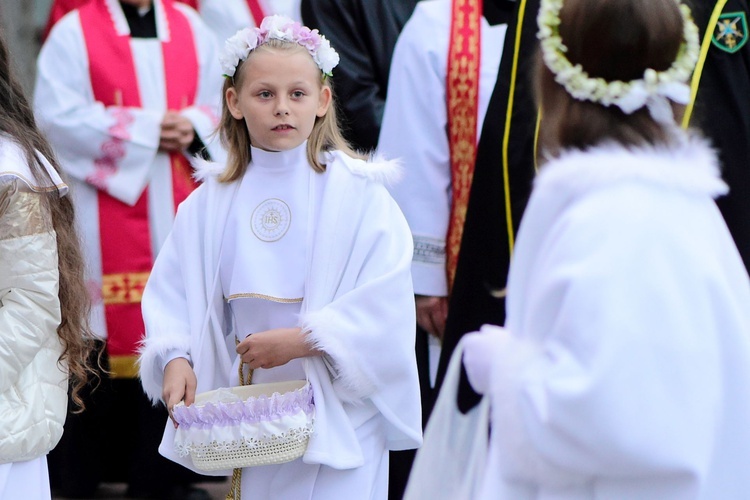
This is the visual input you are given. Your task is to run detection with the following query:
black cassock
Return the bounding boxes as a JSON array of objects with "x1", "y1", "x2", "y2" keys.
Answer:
[
  {"x1": 689, "y1": 0, "x2": 750, "y2": 273},
  {"x1": 301, "y1": 0, "x2": 422, "y2": 151}
]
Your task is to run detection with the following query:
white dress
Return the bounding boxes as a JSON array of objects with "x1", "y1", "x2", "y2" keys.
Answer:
[
  {"x1": 0, "y1": 457, "x2": 51, "y2": 500},
  {"x1": 469, "y1": 136, "x2": 750, "y2": 499},
  {"x1": 222, "y1": 144, "x2": 386, "y2": 499},
  {"x1": 138, "y1": 143, "x2": 422, "y2": 495}
]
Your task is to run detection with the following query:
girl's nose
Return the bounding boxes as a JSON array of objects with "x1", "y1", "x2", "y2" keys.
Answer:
[{"x1": 275, "y1": 99, "x2": 290, "y2": 116}]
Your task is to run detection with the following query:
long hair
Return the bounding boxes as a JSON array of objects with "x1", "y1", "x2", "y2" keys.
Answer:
[
  {"x1": 218, "y1": 40, "x2": 363, "y2": 183},
  {"x1": 0, "y1": 31, "x2": 95, "y2": 409},
  {"x1": 536, "y1": 0, "x2": 685, "y2": 156}
]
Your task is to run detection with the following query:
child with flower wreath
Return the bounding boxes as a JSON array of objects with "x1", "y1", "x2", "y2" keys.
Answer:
[
  {"x1": 138, "y1": 15, "x2": 422, "y2": 499},
  {"x1": 405, "y1": 0, "x2": 750, "y2": 498}
]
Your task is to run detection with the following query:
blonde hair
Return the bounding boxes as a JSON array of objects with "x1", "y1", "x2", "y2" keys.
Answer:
[{"x1": 218, "y1": 40, "x2": 363, "y2": 183}]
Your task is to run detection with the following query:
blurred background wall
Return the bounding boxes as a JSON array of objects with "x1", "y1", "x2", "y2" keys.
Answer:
[{"x1": 0, "y1": 0, "x2": 54, "y2": 92}]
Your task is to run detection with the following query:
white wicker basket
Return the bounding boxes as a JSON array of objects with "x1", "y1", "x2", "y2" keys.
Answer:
[{"x1": 172, "y1": 380, "x2": 314, "y2": 471}]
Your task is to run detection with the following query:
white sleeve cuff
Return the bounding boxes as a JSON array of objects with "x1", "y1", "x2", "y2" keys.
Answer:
[
  {"x1": 160, "y1": 349, "x2": 192, "y2": 373},
  {"x1": 411, "y1": 261, "x2": 448, "y2": 297}
]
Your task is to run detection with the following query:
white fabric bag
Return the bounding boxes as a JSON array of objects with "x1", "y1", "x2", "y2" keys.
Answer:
[{"x1": 404, "y1": 339, "x2": 490, "y2": 500}]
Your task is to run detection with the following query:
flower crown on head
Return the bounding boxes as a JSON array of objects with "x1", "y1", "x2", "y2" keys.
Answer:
[
  {"x1": 219, "y1": 15, "x2": 340, "y2": 79},
  {"x1": 537, "y1": 0, "x2": 701, "y2": 124}
]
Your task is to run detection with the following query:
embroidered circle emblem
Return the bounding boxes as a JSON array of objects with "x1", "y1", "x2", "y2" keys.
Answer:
[{"x1": 251, "y1": 198, "x2": 291, "y2": 242}]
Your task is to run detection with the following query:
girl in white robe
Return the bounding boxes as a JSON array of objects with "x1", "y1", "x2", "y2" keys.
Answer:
[
  {"x1": 419, "y1": 0, "x2": 750, "y2": 498},
  {"x1": 138, "y1": 15, "x2": 422, "y2": 499}
]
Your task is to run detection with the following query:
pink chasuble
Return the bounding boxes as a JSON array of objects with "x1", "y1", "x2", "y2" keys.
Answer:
[{"x1": 79, "y1": 0, "x2": 199, "y2": 366}]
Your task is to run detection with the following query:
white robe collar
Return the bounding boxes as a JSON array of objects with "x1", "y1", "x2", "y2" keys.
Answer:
[
  {"x1": 537, "y1": 133, "x2": 727, "y2": 200},
  {"x1": 191, "y1": 149, "x2": 404, "y2": 186}
]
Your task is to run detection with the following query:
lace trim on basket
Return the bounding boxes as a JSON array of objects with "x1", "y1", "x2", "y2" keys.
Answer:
[
  {"x1": 175, "y1": 423, "x2": 315, "y2": 458},
  {"x1": 172, "y1": 384, "x2": 314, "y2": 429}
]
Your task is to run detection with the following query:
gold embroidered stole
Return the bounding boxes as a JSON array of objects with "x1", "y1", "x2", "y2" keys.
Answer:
[{"x1": 446, "y1": 0, "x2": 482, "y2": 292}]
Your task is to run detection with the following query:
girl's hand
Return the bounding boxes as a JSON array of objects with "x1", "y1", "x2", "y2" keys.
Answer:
[
  {"x1": 162, "y1": 357, "x2": 197, "y2": 428},
  {"x1": 236, "y1": 327, "x2": 321, "y2": 370}
]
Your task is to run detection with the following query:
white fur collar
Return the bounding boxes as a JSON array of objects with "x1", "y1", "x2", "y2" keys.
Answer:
[
  {"x1": 329, "y1": 150, "x2": 404, "y2": 186},
  {"x1": 536, "y1": 134, "x2": 728, "y2": 199},
  {"x1": 191, "y1": 150, "x2": 403, "y2": 186},
  {"x1": 190, "y1": 156, "x2": 225, "y2": 183}
]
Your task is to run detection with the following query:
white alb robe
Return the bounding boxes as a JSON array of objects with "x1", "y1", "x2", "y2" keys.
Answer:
[
  {"x1": 471, "y1": 135, "x2": 750, "y2": 499},
  {"x1": 34, "y1": 0, "x2": 224, "y2": 340},
  {"x1": 377, "y1": 0, "x2": 507, "y2": 297},
  {"x1": 200, "y1": 0, "x2": 301, "y2": 46},
  {"x1": 138, "y1": 148, "x2": 422, "y2": 497}
]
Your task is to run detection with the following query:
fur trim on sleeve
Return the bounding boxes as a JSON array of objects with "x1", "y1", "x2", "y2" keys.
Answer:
[
  {"x1": 190, "y1": 156, "x2": 225, "y2": 183},
  {"x1": 300, "y1": 308, "x2": 377, "y2": 404},
  {"x1": 137, "y1": 332, "x2": 192, "y2": 404}
]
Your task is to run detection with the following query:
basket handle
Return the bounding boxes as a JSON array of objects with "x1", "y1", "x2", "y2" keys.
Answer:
[
  {"x1": 235, "y1": 337, "x2": 254, "y2": 387},
  {"x1": 227, "y1": 338, "x2": 253, "y2": 500}
]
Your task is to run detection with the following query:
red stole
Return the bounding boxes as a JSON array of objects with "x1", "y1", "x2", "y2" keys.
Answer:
[
  {"x1": 446, "y1": 0, "x2": 482, "y2": 293},
  {"x1": 79, "y1": 0, "x2": 199, "y2": 368},
  {"x1": 245, "y1": 0, "x2": 268, "y2": 25}
]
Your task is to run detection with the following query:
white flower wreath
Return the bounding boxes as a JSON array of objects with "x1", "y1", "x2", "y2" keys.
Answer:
[
  {"x1": 537, "y1": 0, "x2": 701, "y2": 123},
  {"x1": 219, "y1": 15, "x2": 340, "y2": 79}
]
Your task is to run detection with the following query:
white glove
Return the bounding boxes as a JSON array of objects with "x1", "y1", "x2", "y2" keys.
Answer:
[{"x1": 462, "y1": 324, "x2": 511, "y2": 394}]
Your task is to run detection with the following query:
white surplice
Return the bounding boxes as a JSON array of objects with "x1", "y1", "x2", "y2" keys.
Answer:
[
  {"x1": 199, "y1": 0, "x2": 301, "y2": 46},
  {"x1": 139, "y1": 145, "x2": 422, "y2": 498},
  {"x1": 33, "y1": 0, "x2": 224, "y2": 340},
  {"x1": 377, "y1": 0, "x2": 507, "y2": 297},
  {"x1": 468, "y1": 135, "x2": 750, "y2": 499}
]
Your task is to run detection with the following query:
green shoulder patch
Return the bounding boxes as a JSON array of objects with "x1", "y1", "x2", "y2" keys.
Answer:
[{"x1": 712, "y1": 11, "x2": 748, "y2": 53}]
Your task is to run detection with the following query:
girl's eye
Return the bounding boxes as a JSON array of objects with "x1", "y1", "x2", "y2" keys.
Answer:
[
  {"x1": 291, "y1": 91, "x2": 305, "y2": 99},
  {"x1": 258, "y1": 91, "x2": 272, "y2": 98}
]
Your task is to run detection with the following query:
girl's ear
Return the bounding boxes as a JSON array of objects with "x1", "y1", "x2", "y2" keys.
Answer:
[
  {"x1": 226, "y1": 86, "x2": 244, "y2": 120},
  {"x1": 317, "y1": 85, "x2": 332, "y2": 118}
]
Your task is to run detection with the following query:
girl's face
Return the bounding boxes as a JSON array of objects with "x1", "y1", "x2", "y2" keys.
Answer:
[{"x1": 226, "y1": 48, "x2": 332, "y2": 153}]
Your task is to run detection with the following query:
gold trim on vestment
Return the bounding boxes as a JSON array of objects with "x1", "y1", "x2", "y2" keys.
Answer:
[
  {"x1": 109, "y1": 355, "x2": 140, "y2": 379},
  {"x1": 225, "y1": 293, "x2": 304, "y2": 303},
  {"x1": 102, "y1": 272, "x2": 150, "y2": 305},
  {"x1": 446, "y1": 0, "x2": 482, "y2": 292}
]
